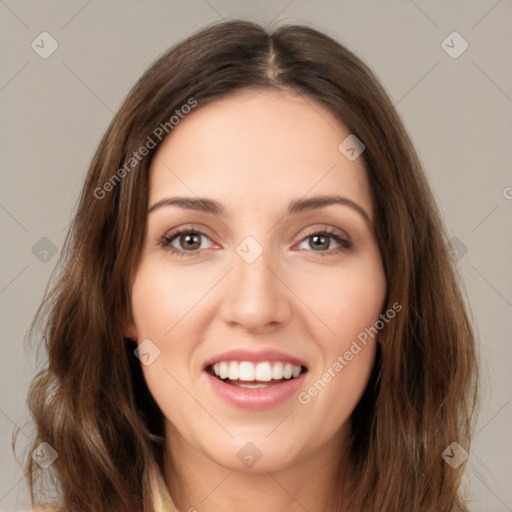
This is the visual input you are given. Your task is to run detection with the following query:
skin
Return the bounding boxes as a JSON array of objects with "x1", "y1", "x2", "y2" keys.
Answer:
[{"x1": 125, "y1": 89, "x2": 386, "y2": 512}]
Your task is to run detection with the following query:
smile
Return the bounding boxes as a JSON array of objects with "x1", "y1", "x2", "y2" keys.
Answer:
[
  {"x1": 204, "y1": 361, "x2": 308, "y2": 410},
  {"x1": 208, "y1": 360, "x2": 306, "y2": 386}
]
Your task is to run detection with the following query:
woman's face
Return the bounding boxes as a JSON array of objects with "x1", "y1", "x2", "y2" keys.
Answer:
[{"x1": 126, "y1": 89, "x2": 386, "y2": 473}]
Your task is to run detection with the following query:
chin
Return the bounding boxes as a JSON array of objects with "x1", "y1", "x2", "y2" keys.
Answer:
[{"x1": 202, "y1": 437, "x2": 302, "y2": 474}]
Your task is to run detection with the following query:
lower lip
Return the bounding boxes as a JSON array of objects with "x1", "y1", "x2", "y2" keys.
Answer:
[{"x1": 204, "y1": 371, "x2": 307, "y2": 410}]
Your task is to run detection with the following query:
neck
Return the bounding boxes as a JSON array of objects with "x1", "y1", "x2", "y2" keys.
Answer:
[{"x1": 163, "y1": 422, "x2": 352, "y2": 512}]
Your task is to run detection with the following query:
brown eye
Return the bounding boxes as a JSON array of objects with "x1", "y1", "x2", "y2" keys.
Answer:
[
  {"x1": 159, "y1": 229, "x2": 213, "y2": 256},
  {"x1": 309, "y1": 234, "x2": 331, "y2": 251},
  {"x1": 177, "y1": 233, "x2": 202, "y2": 250},
  {"x1": 297, "y1": 229, "x2": 351, "y2": 255}
]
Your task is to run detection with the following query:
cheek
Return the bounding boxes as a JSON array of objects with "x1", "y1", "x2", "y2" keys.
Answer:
[
  {"x1": 293, "y1": 256, "x2": 384, "y2": 423},
  {"x1": 130, "y1": 262, "x2": 205, "y2": 417},
  {"x1": 292, "y1": 257, "x2": 386, "y2": 342},
  {"x1": 303, "y1": 343, "x2": 376, "y2": 441},
  {"x1": 130, "y1": 261, "x2": 206, "y2": 337}
]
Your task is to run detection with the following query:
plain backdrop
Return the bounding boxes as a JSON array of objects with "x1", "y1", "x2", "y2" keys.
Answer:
[{"x1": 1, "y1": 1, "x2": 511, "y2": 510}]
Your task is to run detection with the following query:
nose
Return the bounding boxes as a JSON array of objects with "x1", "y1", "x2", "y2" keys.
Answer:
[{"x1": 219, "y1": 242, "x2": 293, "y2": 333}]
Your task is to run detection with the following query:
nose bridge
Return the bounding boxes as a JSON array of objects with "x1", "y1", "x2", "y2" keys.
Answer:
[{"x1": 221, "y1": 234, "x2": 290, "y2": 330}]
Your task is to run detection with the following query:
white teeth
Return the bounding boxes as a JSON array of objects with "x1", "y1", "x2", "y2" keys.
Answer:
[
  {"x1": 210, "y1": 361, "x2": 303, "y2": 382},
  {"x1": 272, "y1": 361, "x2": 284, "y2": 379},
  {"x1": 236, "y1": 382, "x2": 272, "y2": 388},
  {"x1": 228, "y1": 361, "x2": 239, "y2": 380},
  {"x1": 239, "y1": 361, "x2": 255, "y2": 381},
  {"x1": 255, "y1": 362, "x2": 272, "y2": 381},
  {"x1": 219, "y1": 361, "x2": 229, "y2": 379}
]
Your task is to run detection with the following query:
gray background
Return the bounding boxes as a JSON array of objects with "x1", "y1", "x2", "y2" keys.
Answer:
[{"x1": 1, "y1": 1, "x2": 511, "y2": 510}]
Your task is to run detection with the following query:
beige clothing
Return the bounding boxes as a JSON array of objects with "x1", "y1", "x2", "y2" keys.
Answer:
[
  {"x1": 30, "y1": 458, "x2": 179, "y2": 511},
  {"x1": 148, "y1": 457, "x2": 180, "y2": 511}
]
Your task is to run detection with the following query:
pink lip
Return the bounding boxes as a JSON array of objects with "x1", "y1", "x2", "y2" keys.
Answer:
[
  {"x1": 202, "y1": 348, "x2": 308, "y2": 370},
  {"x1": 204, "y1": 371, "x2": 307, "y2": 410}
]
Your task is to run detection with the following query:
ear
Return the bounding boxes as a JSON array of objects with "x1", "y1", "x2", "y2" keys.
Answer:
[{"x1": 124, "y1": 321, "x2": 138, "y2": 341}]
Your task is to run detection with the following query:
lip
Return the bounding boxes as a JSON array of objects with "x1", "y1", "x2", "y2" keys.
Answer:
[
  {"x1": 204, "y1": 370, "x2": 307, "y2": 410},
  {"x1": 202, "y1": 348, "x2": 308, "y2": 370}
]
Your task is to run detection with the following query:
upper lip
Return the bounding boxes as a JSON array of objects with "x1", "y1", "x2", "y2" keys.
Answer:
[{"x1": 203, "y1": 348, "x2": 308, "y2": 370}]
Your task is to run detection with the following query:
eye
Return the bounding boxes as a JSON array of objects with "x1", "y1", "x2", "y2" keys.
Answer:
[
  {"x1": 158, "y1": 226, "x2": 351, "y2": 258},
  {"x1": 296, "y1": 228, "x2": 351, "y2": 256},
  {"x1": 158, "y1": 228, "x2": 214, "y2": 257}
]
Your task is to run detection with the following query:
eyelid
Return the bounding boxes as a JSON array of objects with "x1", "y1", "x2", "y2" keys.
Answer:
[
  {"x1": 297, "y1": 224, "x2": 350, "y2": 241},
  {"x1": 161, "y1": 223, "x2": 216, "y2": 240}
]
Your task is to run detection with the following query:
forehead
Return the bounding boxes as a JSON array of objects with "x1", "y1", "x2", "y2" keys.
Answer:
[{"x1": 148, "y1": 89, "x2": 373, "y2": 219}]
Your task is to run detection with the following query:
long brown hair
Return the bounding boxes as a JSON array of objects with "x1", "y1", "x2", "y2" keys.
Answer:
[{"x1": 19, "y1": 20, "x2": 479, "y2": 512}]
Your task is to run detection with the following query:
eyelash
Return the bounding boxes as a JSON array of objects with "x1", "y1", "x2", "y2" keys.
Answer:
[{"x1": 158, "y1": 227, "x2": 351, "y2": 258}]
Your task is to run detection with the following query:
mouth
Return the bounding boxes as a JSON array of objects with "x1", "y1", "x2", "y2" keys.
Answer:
[
  {"x1": 205, "y1": 361, "x2": 308, "y2": 388},
  {"x1": 202, "y1": 348, "x2": 309, "y2": 409}
]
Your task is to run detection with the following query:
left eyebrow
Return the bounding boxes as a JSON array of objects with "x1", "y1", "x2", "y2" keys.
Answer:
[
  {"x1": 287, "y1": 195, "x2": 371, "y2": 226},
  {"x1": 147, "y1": 194, "x2": 371, "y2": 225}
]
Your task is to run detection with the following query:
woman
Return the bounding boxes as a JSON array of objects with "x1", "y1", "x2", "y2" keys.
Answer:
[{"x1": 22, "y1": 19, "x2": 478, "y2": 512}]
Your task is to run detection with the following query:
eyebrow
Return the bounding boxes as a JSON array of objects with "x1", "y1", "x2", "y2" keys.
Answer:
[{"x1": 148, "y1": 194, "x2": 371, "y2": 225}]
